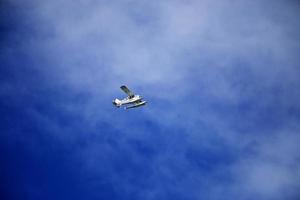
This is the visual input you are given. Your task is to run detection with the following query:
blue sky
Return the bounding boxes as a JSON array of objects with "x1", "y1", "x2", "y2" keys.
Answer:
[{"x1": 1, "y1": 0, "x2": 300, "y2": 199}]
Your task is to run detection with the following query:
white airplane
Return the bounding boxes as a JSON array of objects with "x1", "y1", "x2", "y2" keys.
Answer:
[{"x1": 112, "y1": 85, "x2": 147, "y2": 109}]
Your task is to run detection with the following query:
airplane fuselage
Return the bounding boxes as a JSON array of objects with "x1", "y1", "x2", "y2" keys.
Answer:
[{"x1": 120, "y1": 95, "x2": 142, "y2": 105}]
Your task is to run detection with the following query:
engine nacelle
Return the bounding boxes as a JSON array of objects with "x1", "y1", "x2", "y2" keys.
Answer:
[{"x1": 112, "y1": 99, "x2": 122, "y2": 107}]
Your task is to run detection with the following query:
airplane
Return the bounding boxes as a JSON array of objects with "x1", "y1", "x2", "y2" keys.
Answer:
[{"x1": 112, "y1": 85, "x2": 147, "y2": 109}]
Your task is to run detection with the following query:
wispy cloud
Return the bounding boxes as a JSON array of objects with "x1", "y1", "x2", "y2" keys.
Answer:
[{"x1": 1, "y1": 0, "x2": 300, "y2": 199}]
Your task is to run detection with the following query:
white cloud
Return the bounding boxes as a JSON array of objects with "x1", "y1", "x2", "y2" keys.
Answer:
[{"x1": 4, "y1": 0, "x2": 300, "y2": 199}]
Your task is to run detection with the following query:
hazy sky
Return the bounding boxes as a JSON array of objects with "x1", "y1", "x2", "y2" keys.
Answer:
[{"x1": 1, "y1": 0, "x2": 300, "y2": 200}]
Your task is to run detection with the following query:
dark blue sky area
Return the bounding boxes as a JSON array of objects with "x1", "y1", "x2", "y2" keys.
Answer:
[{"x1": 1, "y1": 1, "x2": 300, "y2": 200}]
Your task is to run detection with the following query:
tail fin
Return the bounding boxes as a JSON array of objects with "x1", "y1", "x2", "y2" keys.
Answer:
[{"x1": 112, "y1": 99, "x2": 121, "y2": 107}]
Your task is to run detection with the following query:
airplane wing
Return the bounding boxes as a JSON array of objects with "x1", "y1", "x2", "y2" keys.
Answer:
[{"x1": 120, "y1": 85, "x2": 134, "y2": 98}]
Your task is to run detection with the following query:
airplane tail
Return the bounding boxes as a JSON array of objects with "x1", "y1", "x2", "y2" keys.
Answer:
[{"x1": 112, "y1": 98, "x2": 122, "y2": 107}]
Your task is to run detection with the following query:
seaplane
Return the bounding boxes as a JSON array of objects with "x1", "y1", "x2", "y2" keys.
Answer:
[{"x1": 112, "y1": 85, "x2": 147, "y2": 109}]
